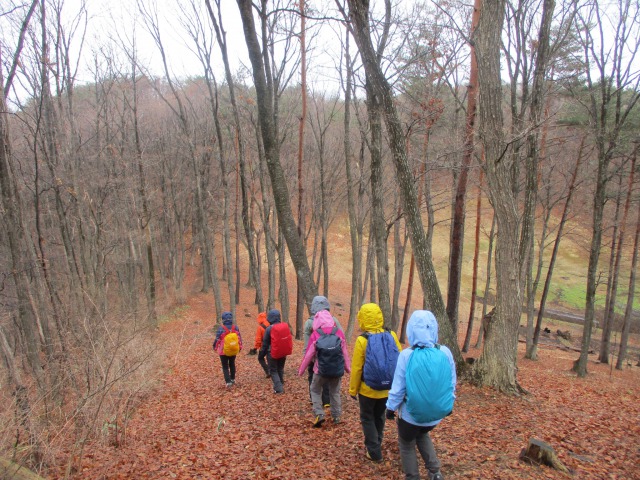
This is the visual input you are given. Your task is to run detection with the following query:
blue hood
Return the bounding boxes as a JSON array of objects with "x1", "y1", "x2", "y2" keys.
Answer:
[
  {"x1": 221, "y1": 311, "x2": 233, "y2": 327},
  {"x1": 310, "y1": 296, "x2": 330, "y2": 315},
  {"x1": 407, "y1": 310, "x2": 438, "y2": 348},
  {"x1": 267, "y1": 309, "x2": 281, "y2": 324}
]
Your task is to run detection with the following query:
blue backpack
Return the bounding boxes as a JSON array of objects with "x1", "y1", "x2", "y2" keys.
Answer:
[
  {"x1": 361, "y1": 331, "x2": 399, "y2": 390},
  {"x1": 315, "y1": 327, "x2": 345, "y2": 377},
  {"x1": 405, "y1": 345, "x2": 454, "y2": 423}
]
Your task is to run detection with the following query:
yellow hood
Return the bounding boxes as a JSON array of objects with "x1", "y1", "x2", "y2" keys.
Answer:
[{"x1": 357, "y1": 303, "x2": 384, "y2": 333}]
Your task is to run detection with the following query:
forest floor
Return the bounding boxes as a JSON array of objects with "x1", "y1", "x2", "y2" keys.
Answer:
[{"x1": 60, "y1": 264, "x2": 640, "y2": 480}]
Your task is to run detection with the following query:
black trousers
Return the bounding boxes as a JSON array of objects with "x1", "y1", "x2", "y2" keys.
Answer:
[
  {"x1": 358, "y1": 394, "x2": 388, "y2": 461},
  {"x1": 220, "y1": 355, "x2": 236, "y2": 383},
  {"x1": 268, "y1": 354, "x2": 286, "y2": 393}
]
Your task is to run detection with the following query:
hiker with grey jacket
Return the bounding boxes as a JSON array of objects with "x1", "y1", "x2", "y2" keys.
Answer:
[{"x1": 386, "y1": 310, "x2": 456, "y2": 480}]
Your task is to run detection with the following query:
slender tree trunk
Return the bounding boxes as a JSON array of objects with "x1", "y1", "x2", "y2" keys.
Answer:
[
  {"x1": 344, "y1": 0, "x2": 461, "y2": 362},
  {"x1": 476, "y1": 215, "x2": 496, "y2": 348},
  {"x1": 616, "y1": 178, "x2": 640, "y2": 369},
  {"x1": 463, "y1": 170, "x2": 484, "y2": 352},
  {"x1": 237, "y1": 0, "x2": 317, "y2": 311},
  {"x1": 447, "y1": 0, "x2": 481, "y2": 336},
  {"x1": 600, "y1": 155, "x2": 636, "y2": 363},
  {"x1": 206, "y1": 0, "x2": 261, "y2": 302}
]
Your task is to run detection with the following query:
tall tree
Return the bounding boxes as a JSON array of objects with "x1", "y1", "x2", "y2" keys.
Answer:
[
  {"x1": 236, "y1": 0, "x2": 317, "y2": 310},
  {"x1": 447, "y1": 0, "x2": 482, "y2": 337},
  {"x1": 341, "y1": 0, "x2": 461, "y2": 361},
  {"x1": 571, "y1": 0, "x2": 640, "y2": 377}
]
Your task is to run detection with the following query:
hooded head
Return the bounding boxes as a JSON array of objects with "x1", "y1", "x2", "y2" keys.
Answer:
[
  {"x1": 312, "y1": 309, "x2": 335, "y2": 331},
  {"x1": 221, "y1": 311, "x2": 233, "y2": 327},
  {"x1": 310, "y1": 296, "x2": 331, "y2": 315},
  {"x1": 407, "y1": 310, "x2": 438, "y2": 348},
  {"x1": 257, "y1": 311, "x2": 268, "y2": 325},
  {"x1": 267, "y1": 309, "x2": 281, "y2": 325},
  {"x1": 357, "y1": 303, "x2": 384, "y2": 333}
]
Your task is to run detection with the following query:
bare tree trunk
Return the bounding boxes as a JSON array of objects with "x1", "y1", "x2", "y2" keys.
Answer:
[
  {"x1": 601, "y1": 175, "x2": 623, "y2": 356},
  {"x1": 206, "y1": 0, "x2": 262, "y2": 303},
  {"x1": 600, "y1": 154, "x2": 636, "y2": 363},
  {"x1": 617, "y1": 174, "x2": 640, "y2": 369},
  {"x1": 342, "y1": 33, "x2": 363, "y2": 339},
  {"x1": 237, "y1": 0, "x2": 317, "y2": 311},
  {"x1": 463, "y1": 170, "x2": 483, "y2": 352},
  {"x1": 473, "y1": 0, "x2": 524, "y2": 392},
  {"x1": 475, "y1": 214, "x2": 495, "y2": 349},
  {"x1": 573, "y1": 0, "x2": 640, "y2": 377},
  {"x1": 365, "y1": 78, "x2": 392, "y2": 324},
  {"x1": 343, "y1": 0, "x2": 461, "y2": 362},
  {"x1": 130, "y1": 54, "x2": 157, "y2": 326},
  {"x1": 526, "y1": 137, "x2": 585, "y2": 359},
  {"x1": 447, "y1": 0, "x2": 481, "y2": 337}
]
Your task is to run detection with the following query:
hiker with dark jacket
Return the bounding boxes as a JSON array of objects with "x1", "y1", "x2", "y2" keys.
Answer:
[
  {"x1": 386, "y1": 310, "x2": 456, "y2": 480},
  {"x1": 212, "y1": 311, "x2": 243, "y2": 388},
  {"x1": 249, "y1": 311, "x2": 270, "y2": 377},
  {"x1": 349, "y1": 303, "x2": 402, "y2": 462},
  {"x1": 298, "y1": 310, "x2": 351, "y2": 427},
  {"x1": 260, "y1": 309, "x2": 291, "y2": 394},
  {"x1": 303, "y1": 296, "x2": 344, "y2": 406}
]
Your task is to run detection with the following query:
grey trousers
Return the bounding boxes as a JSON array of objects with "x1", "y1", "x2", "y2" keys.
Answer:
[
  {"x1": 397, "y1": 418, "x2": 440, "y2": 480},
  {"x1": 310, "y1": 374, "x2": 342, "y2": 419}
]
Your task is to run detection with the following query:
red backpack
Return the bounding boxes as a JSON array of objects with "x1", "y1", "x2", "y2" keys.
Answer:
[{"x1": 270, "y1": 322, "x2": 293, "y2": 359}]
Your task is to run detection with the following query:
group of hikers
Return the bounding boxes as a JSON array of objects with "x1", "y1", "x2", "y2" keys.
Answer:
[{"x1": 212, "y1": 296, "x2": 457, "y2": 480}]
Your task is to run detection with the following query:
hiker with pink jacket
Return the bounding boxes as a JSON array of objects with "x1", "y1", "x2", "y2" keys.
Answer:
[{"x1": 298, "y1": 310, "x2": 351, "y2": 427}]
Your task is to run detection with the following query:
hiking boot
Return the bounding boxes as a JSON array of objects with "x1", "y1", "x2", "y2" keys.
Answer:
[
  {"x1": 365, "y1": 450, "x2": 382, "y2": 463},
  {"x1": 430, "y1": 472, "x2": 444, "y2": 480},
  {"x1": 226, "y1": 382, "x2": 233, "y2": 388},
  {"x1": 230, "y1": 379, "x2": 235, "y2": 385},
  {"x1": 274, "y1": 389, "x2": 284, "y2": 394},
  {"x1": 312, "y1": 416, "x2": 325, "y2": 428},
  {"x1": 333, "y1": 417, "x2": 341, "y2": 424}
]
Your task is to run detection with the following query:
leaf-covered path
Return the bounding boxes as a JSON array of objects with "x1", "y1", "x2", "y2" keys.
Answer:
[{"x1": 71, "y1": 285, "x2": 640, "y2": 479}]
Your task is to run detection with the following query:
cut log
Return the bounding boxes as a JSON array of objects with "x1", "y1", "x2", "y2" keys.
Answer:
[
  {"x1": 556, "y1": 329, "x2": 572, "y2": 341},
  {"x1": 519, "y1": 438, "x2": 569, "y2": 473},
  {"x1": 0, "y1": 457, "x2": 46, "y2": 480}
]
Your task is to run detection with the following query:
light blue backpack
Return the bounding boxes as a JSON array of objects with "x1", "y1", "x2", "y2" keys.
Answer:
[{"x1": 405, "y1": 345, "x2": 454, "y2": 423}]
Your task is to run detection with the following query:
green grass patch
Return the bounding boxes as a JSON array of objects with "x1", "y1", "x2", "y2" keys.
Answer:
[{"x1": 158, "y1": 305, "x2": 191, "y2": 325}]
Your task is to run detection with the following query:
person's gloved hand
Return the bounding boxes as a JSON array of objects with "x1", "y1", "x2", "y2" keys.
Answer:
[
  {"x1": 248, "y1": 348, "x2": 257, "y2": 355},
  {"x1": 350, "y1": 395, "x2": 357, "y2": 401},
  {"x1": 385, "y1": 409, "x2": 396, "y2": 420}
]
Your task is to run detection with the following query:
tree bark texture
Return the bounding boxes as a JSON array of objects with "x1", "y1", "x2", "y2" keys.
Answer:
[
  {"x1": 473, "y1": 0, "x2": 524, "y2": 393},
  {"x1": 345, "y1": 0, "x2": 461, "y2": 361},
  {"x1": 236, "y1": 0, "x2": 317, "y2": 310}
]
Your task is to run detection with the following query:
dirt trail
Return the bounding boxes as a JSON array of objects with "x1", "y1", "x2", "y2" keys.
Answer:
[{"x1": 70, "y1": 275, "x2": 640, "y2": 479}]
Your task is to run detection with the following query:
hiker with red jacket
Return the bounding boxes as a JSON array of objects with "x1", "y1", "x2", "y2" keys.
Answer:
[
  {"x1": 249, "y1": 311, "x2": 270, "y2": 377},
  {"x1": 349, "y1": 303, "x2": 402, "y2": 462},
  {"x1": 212, "y1": 311, "x2": 243, "y2": 388},
  {"x1": 298, "y1": 310, "x2": 351, "y2": 427},
  {"x1": 260, "y1": 309, "x2": 293, "y2": 394}
]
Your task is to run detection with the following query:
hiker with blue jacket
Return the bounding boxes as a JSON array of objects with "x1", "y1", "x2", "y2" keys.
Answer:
[
  {"x1": 349, "y1": 303, "x2": 402, "y2": 462},
  {"x1": 386, "y1": 310, "x2": 456, "y2": 480},
  {"x1": 212, "y1": 311, "x2": 243, "y2": 388},
  {"x1": 260, "y1": 309, "x2": 292, "y2": 394},
  {"x1": 303, "y1": 296, "x2": 344, "y2": 407}
]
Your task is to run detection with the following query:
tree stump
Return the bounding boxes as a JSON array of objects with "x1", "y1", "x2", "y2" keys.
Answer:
[
  {"x1": 520, "y1": 438, "x2": 569, "y2": 473},
  {"x1": 0, "y1": 457, "x2": 47, "y2": 480}
]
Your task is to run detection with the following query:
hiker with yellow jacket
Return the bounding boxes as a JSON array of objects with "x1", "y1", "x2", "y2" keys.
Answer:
[{"x1": 349, "y1": 303, "x2": 402, "y2": 462}]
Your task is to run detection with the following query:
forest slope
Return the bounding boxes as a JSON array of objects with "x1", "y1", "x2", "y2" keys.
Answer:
[{"x1": 53, "y1": 264, "x2": 640, "y2": 480}]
